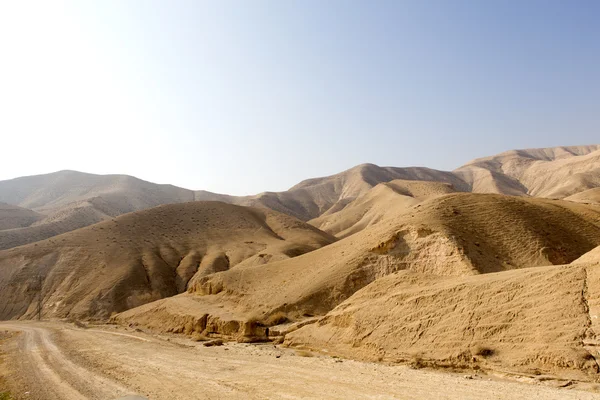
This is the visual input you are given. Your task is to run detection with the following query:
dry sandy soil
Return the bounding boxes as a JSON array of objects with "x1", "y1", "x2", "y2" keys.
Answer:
[{"x1": 1, "y1": 321, "x2": 600, "y2": 400}]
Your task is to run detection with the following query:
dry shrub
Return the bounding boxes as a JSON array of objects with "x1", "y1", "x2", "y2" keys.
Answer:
[
  {"x1": 472, "y1": 345, "x2": 495, "y2": 358},
  {"x1": 295, "y1": 349, "x2": 314, "y2": 357},
  {"x1": 409, "y1": 353, "x2": 425, "y2": 369}
]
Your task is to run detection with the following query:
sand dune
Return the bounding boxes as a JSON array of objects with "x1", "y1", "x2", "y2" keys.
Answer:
[{"x1": 0, "y1": 201, "x2": 335, "y2": 320}]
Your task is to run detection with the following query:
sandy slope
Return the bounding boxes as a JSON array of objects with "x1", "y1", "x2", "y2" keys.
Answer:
[
  {"x1": 0, "y1": 203, "x2": 42, "y2": 231},
  {"x1": 309, "y1": 179, "x2": 460, "y2": 237},
  {"x1": 0, "y1": 202, "x2": 334, "y2": 320},
  {"x1": 1, "y1": 321, "x2": 599, "y2": 400},
  {"x1": 0, "y1": 171, "x2": 198, "y2": 250},
  {"x1": 248, "y1": 163, "x2": 469, "y2": 221},
  {"x1": 116, "y1": 194, "x2": 600, "y2": 344},
  {"x1": 0, "y1": 166, "x2": 465, "y2": 248},
  {"x1": 566, "y1": 188, "x2": 600, "y2": 205},
  {"x1": 271, "y1": 144, "x2": 600, "y2": 223},
  {"x1": 285, "y1": 263, "x2": 600, "y2": 379},
  {"x1": 574, "y1": 246, "x2": 600, "y2": 264},
  {"x1": 456, "y1": 145, "x2": 600, "y2": 198},
  {"x1": 0, "y1": 170, "x2": 196, "y2": 213},
  {"x1": 283, "y1": 228, "x2": 600, "y2": 380},
  {"x1": 0, "y1": 197, "x2": 123, "y2": 250}
]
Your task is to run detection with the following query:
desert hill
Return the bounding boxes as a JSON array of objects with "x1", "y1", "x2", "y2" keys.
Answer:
[
  {"x1": 0, "y1": 202, "x2": 43, "y2": 231},
  {"x1": 455, "y1": 145, "x2": 600, "y2": 198},
  {"x1": 260, "y1": 163, "x2": 470, "y2": 221},
  {"x1": 0, "y1": 170, "x2": 195, "y2": 212},
  {"x1": 309, "y1": 179, "x2": 460, "y2": 238},
  {"x1": 0, "y1": 201, "x2": 335, "y2": 320},
  {"x1": 0, "y1": 197, "x2": 125, "y2": 251},
  {"x1": 115, "y1": 194, "x2": 600, "y2": 344},
  {"x1": 285, "y1": 239, "x2": 600, "y2": 379},
  {"x1": 0, "y1": 171, "x2": 207, "y2": 250},
  {"x1": 573, "y1": 245, "x2": 600, "y2": 264},
  {"x1": 306, "y1": 145, "x2": 600, "y2": 239},
  {"x1": 285, "y1": 262, "x2": 600, "y2": 379},
  {"x1": 1, "y1": 145, "x2": 599, "y2": 250},
  {"x1": 565, "y1": 187, "x2": 600, "y2": 205},
  {"x1": 3, "y1": 145, "x2": 600, "y2": 382},
  {"x1": 274, "y1": 144, "x2": 600, "y2": 225},
  {"x1": 249, "y1": 145, "x2": 600, "y2": 223},
  {"x1": 0, "y1": 164, "x2": 477, "y2": 250}
]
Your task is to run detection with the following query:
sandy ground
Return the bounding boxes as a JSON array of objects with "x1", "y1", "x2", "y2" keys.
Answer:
[{"x1": 0, "y1": 322, "x2": 599, "y2": 400}]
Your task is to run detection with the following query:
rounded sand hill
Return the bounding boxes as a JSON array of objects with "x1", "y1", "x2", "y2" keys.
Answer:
[{"x1": 0, "y1": 201, "x2": 335, "y2": 320}]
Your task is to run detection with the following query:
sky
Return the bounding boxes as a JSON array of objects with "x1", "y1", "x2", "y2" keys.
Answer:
[{"x1": 0, "y1": 1, "x2": 598, "y2": 195}]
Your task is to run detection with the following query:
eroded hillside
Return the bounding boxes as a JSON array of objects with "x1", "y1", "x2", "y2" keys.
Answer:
[
  {"x1": 0, "y1": 201, "x2": 335, "y2": 320},
  {"x1": 115, "y1": 194, "x2": 600, "y2": 349}
]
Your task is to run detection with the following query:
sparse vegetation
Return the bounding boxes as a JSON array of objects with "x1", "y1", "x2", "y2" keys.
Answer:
[
  {"x1": 0, "y1": 392, "x2": 13, "y2": 400},
  {"x1": 409, "y1": 353, "x2": 425, "y2": 369},
  {"x1": 472, "y1": 345, "x2": 495, "y2": 358}
]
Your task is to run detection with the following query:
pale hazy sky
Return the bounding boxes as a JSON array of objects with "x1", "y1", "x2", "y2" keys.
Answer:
[{"x1": 0, "y1": 1, "x2": 598, "y2": 195}]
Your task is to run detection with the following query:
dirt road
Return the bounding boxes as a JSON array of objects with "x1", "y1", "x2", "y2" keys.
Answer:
[{"x1": 1, "y1": 321, "x2": 599, "y2": 400}]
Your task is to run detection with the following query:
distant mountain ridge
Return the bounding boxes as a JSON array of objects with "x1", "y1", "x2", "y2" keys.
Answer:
[{"x1": 0, "y1": 144, "x2": 599, "y2": 250}]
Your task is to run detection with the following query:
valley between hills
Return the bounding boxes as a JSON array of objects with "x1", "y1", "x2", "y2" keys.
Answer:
[{"x1": 2, "y1": 144, "x2": 600, "y2": 399}]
